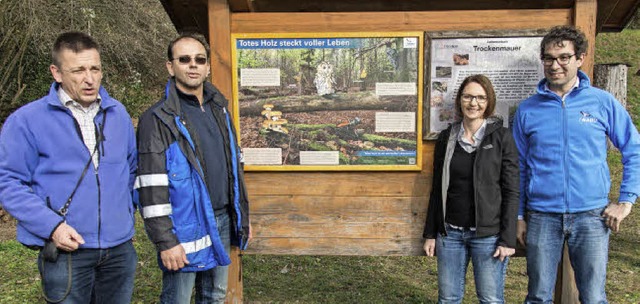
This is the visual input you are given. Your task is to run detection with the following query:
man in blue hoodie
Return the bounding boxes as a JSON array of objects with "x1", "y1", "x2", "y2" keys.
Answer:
[
  {"x1": 513, "y1": 25, "x2": 640, "y2": 303},
  {"x1": 0, "y1": 32, "x2": 137, "y2": 303}
]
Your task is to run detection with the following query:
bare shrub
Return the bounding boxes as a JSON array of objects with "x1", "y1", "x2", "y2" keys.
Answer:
[{"x1": 0, "y1": 0, "x2": 177, "y2": 122}]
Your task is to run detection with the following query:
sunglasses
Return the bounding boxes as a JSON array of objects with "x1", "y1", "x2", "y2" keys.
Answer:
[{"x1": 172, "y1": 55, "x2": 208, "y2": 65}]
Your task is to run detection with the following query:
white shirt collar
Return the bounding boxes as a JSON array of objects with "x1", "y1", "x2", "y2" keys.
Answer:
[
  {"x1": 57, "y1": 87, "x2": 101, "y2": 110},
  {"x1": 544, "y1": 77, "x2": 580, "y2": 100}
]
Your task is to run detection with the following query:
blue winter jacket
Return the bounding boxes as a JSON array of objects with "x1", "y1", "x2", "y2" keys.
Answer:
[
  {"x1": 135, "y1": 80, "x2": 250, "y2": 272},
  {"x1": 0, "y1": 82, "x2": 137, "y2": 248},
  {"x1": 512, "y1": 71, "x2": 640, "y2": 216}
]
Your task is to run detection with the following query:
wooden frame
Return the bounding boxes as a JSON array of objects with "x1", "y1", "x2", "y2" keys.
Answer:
[
  {"x1": 200, "y1": 0, "x2": 589, "y2": 301},
  {"x1": 231, "y1": 32, "x2": 424, "y2": 171},
  {"x1": 423, "y1": 29, "x2": 548, "y2": 139}
]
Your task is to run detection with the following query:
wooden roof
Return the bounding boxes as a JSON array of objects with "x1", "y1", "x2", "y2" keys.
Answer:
[{"x1": 161, "y1": 0, "x2": 639, "y2": 35}]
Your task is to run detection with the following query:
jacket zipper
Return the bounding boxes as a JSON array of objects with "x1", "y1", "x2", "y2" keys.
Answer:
[
  {"x1": 95, "y1": 168, "x2": 101, "y2": 248},
  {"x1": 562, "y1": 96, "x2": 569, "y2": 212},
  {"x1": 473, "y1": 133, "x2": 482, "y2": 232},
  {"x1": 95, "y1": 116, "x2": 104, "y2": 249}
]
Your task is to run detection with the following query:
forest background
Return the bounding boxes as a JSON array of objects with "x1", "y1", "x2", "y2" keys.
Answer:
[{"x1": 0, "y1": 0, "x2": 639, "y2": 302}]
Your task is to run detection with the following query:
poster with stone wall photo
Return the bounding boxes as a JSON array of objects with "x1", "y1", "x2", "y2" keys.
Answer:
[{"x1": 424, "y1": 30, "x2": 547, "y2": 139}]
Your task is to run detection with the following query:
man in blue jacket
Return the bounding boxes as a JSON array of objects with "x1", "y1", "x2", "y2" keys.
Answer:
[
  {"x1": 136, "y1": 33, "x2": 251, "y2": 303},
  {"x1": 0, "y1": 32, "x2": 137, "y2": 303},
  {"x1": 513, "y1": 25, "x2": 640, "y2": 303}
]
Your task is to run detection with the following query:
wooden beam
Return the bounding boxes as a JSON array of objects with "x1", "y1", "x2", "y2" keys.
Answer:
[
  {"x1": 245, "y1": 172, "x2": 431, "y2": 197},
  {"x1": 249, "y1": 196, "x2": 426, "y2": 238},
  {"x1": 248, "y1": 237, "x2": 425, "y2": 255},
  {"x1": 574, "y1": 0, "x2": 597, "y2": 78},
  {"x1": 208, "y1": 1, "x2": 242, "y2": 303},
  {"x1": 228, "y1": 0, "x2": 255, "y2": 12},
  {"x1": 246, "y1": 0, "x2": 255, "y2": 12},
  {"x1": 209, "y1": 0, "x2": 234, "y2": 105},
  {"x1": 231, "y1": 9, "x2": 572, "y2": 32}
]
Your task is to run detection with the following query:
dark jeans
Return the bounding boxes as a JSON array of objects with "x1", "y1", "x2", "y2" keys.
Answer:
[{"x1": 38, "y1": 240, "x2": 137, "y2": 304}]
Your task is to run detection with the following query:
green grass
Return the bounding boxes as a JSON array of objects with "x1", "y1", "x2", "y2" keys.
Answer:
[
  {"x1": 596, "y1": 29, "x2": 640, "y2": 126},
  {"x1": 1, "y1": 29, "x2": 640, "y2": 304}
]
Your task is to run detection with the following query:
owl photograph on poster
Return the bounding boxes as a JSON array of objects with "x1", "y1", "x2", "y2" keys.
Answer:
[{"x1": 313, "y1": 61, "x2": 336, "y2": 96}]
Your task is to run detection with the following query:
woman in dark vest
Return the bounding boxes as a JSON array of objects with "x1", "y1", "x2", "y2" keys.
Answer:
[{"x1": 423, "y1": 74, "x2": 519, "y2": 303}]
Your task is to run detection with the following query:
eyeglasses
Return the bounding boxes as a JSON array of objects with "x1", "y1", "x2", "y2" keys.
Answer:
[
  {"x1": 461, "y1": 94, "x2": 487, "y2": 104},
  {"x1": 172, "y1": 55, "x2": 208, "y2": 65},
  {"x1": 541, "y1": 54, "x2": 575, "y2": 66}
]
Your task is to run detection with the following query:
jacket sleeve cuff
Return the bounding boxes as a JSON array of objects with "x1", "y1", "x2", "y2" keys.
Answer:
[
  {"x1": 47, "y1": 220, "x2": 65, "y2": 240},
  {"x1": 156, "y1": 238, "x2": 180, "y2": 252},
  {"x1": 619, "y1": 192, "x2": 637, "y2": 204},
  {"x1": 423, "y1": 233, "x2": 436, "y2": 239},
  {"x1": 498, "y1": 240, "x2": 514, "y2": 249}
]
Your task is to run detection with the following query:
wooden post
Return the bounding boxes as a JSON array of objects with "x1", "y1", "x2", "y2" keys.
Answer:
[
  {"x1": 554, "y1": 245, "x2": 580, "y2": 304},
  {"x1": 550, "y1": 1, "x2": 598, "y2": 303},
  {"x1": 208, "y1": 0, "x2": 243, "y2": 303},
  {"x1": 574, "y1": 0, "x2": 597, "y2": 79}
]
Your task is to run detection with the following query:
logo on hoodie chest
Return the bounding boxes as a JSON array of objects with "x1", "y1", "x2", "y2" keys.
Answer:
[{"x1": 579, "y1": 111, "x2": 598, "y2": 123}]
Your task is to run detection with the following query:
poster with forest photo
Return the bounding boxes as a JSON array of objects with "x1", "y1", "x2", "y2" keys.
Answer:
[{"x1": 232, "y1": 33, "x2": 423, "y2": 171}]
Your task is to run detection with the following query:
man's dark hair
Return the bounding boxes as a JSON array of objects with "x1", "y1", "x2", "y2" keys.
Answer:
[
  {"x1": 51, "y1": 31, "x2": 100, "y2": 67},
  {"x1": 167, "y1": 32, "x2": 210, "y2": 61},
  {"x1": 540, "y1": 26, "x2": 588, "y2": 57}
]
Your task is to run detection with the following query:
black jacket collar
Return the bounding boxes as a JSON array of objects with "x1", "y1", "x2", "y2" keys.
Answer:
[{"x1": 160, "y1": 78, "x2": 228, "y2": 117}]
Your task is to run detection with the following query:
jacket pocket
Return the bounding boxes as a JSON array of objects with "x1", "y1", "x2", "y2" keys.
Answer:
[
  {"x1": 526, "y1": 169, "x2": 536, "y2": 199},
  {"x1": 174, "y1": 222, "x2": 199, "y2": 243},
  {"x1": 166, "y1": 142, "x2": 191, "y2": 181},
  {"x1": 476, "y1": 185, "x2": 501, "y2": 227}
]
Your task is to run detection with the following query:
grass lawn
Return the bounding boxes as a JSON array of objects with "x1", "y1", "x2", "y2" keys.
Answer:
[{"x1": 1, "y1": 29, "x2": 640, "y2": 303}]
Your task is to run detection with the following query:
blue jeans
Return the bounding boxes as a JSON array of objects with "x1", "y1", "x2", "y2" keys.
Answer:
[
  {"x1": 161, "y1": 210, "x2": 231, "y2": 304},
  {"x1": 38, "y1": 240, "x2": 137, "y2": 304},
  {"x1": 525, "y1": 207, "x2": 610, "y2": 304},
  {"x1": 436, "y1": 225, "x2": 509, "y2": 304}
]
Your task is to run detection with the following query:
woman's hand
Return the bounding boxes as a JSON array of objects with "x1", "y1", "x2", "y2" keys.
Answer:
[
  {"x1": 493, "y1": 245, "x2": 515, "y2": 262},
  {"x1": 424, "y1": 239, "x2": 436, "y2": 257}
]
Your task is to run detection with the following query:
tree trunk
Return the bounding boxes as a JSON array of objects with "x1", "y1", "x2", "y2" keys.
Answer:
[
  {"x1": 594, "y1": 63, "x2": 628, "y2": 108},
  {"x1": 239, "y1": 92, "x2": 411, "y2": 116},
  {"x1": 594, "y1": 63, "x2": 628, "y2": 150}
]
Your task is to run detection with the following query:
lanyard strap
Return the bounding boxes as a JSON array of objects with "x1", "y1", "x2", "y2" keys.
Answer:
[{"x1": 57, "y1": 111, "x2": 107, "y2": 217}]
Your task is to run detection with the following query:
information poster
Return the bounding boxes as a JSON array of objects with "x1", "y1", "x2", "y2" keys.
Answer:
[
  {"x1": 232, "y1": 33, "x2": 423, "y2": 171},
  {"x1": 424, "y1": 30, "x2": 545, "y2": 139}
]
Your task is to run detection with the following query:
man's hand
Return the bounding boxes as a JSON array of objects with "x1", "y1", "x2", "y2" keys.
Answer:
[
  {"x1": 160, "y1": 245, "x2": 189, "y2": 271},
  {"x1": 517, "y1": 219, "x2": 527, "y2": 248},
  {"x1": 603, "y1": 202, "x2": 633, "y2": 232},
  {"x1": 423, "y1": 239, "x2": 436, "y2": 257},
  {"x1": 51, "y1": 222, "x2": 85, "y2": 252},
  {"x1": 493, "y1": 246, "x2": 515, "y2": 262}
]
